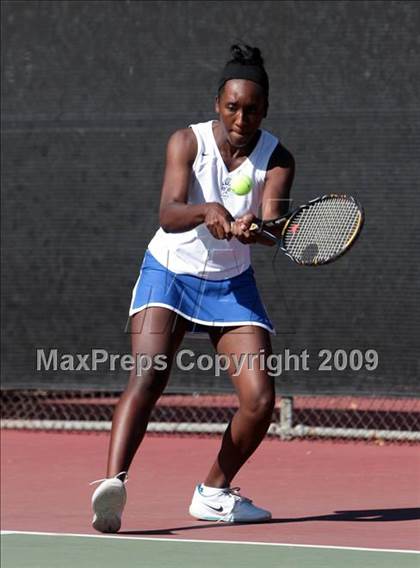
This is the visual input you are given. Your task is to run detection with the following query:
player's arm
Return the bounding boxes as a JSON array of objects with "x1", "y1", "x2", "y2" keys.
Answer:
[
  {"x1": 232, "y1": 144, "x2": 295, "y2": 246},
  {"x1": 159, "y1": 129, "x2": 233, "y2": 239},
  {"x1": 260, "y1": 143, "x2": 295, "y2": 242}
]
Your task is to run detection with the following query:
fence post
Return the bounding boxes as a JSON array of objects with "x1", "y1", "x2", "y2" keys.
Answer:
[{"x1": 280, "y1": 396, "x2": 293, "y2": 440}]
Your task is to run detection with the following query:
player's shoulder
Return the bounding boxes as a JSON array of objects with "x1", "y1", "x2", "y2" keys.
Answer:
[
  {"x1": 166, "y1": 127, "x2": 197, "y2": 163},
  {"x1": 168, "y1": 127, "x2": 197, "y2": 147},
  {"x1": 267, "y1": 141, "x2": 295, "y2": 171}
]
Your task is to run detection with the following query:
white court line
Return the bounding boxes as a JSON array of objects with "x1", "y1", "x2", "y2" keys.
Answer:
[{"x1": 1, "y1": 530, "x2": 419, "y2": 555}]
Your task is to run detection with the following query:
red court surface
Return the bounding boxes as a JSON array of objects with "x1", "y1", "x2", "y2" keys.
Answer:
[{"x1": 1, "y1": 431, "x2": 419, "y2": 551}]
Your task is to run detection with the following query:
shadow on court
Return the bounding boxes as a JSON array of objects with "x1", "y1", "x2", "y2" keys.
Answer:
[{"x1": 119, "y1": 507, "x2": 420, "y2": 535}]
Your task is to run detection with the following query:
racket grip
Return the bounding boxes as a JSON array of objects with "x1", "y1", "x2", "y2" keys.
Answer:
[{"x1": 249, "y1": 221, "x2": 277, "y2": 242}]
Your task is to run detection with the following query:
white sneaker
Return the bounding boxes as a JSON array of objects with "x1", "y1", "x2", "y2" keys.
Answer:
[
  {"x1": 189, "y1": 484, "x2": 271, "y2": 523},
  {"x1": 91, "y1": 472, "x2": 127, "y2": 533}
]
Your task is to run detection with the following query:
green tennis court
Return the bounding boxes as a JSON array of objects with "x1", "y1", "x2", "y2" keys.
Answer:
[{"x1": 2, "y1": 533, "x2": 419, "y2": 568}]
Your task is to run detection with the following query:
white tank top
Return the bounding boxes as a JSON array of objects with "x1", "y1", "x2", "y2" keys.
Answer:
[{"x1": 148, "y1": 120, "x2": 278, "y2": 280}]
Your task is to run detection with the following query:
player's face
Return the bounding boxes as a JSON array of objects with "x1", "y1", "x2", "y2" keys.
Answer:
[{"x1": 216, "y1": 79, "x2": 267, "y2": 148}]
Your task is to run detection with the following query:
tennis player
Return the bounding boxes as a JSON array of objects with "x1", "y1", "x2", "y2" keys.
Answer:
[{"x1": 91, "y1": 44, "x2": 294, "y2": 532}]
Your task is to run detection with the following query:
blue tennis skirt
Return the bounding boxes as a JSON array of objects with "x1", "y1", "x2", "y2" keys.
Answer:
[{"x1": 129, "y1": 250, "x2": 274, "y2": 334}]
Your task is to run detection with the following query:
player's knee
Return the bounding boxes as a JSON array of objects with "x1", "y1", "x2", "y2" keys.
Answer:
[
  {"x1": 126, "y1": 368, "x2": 169, "y2": 402},
  {"x1": 241, "y1": 392, "x2": 275, "y2": 421}
]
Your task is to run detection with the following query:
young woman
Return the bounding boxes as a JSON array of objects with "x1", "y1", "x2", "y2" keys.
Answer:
[{"x1": 91, "y1": 44, "x2": 294, "y2": 532}]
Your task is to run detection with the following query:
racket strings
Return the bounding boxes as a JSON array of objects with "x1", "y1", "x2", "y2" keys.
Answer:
[
  {"x1": 283, "y1": 197, "x2": 361, "y2": 264},
  {"x1": 293, "y1": 200, "x2": 359, "y2": 261},
  {"x1": 294, "y1": 201, "x2": 359, "y2": 259}
]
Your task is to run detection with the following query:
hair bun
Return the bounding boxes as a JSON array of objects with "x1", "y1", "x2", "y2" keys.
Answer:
[{"x1": 230, "y1": 44, "x2": 265, "y2": 67}]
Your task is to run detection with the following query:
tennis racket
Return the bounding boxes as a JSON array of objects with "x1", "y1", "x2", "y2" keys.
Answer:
[{"x1": 250, "y1": 194, "x2": 364, "y2": 266}]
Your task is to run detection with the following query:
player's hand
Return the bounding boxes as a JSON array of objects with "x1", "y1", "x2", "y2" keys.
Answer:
[
  {"x1": 231, "y1": 213, "x2": 258, "y2": 244},
  {"x1": 204, "y1": 203, "x2": 234, "y2": 240}
]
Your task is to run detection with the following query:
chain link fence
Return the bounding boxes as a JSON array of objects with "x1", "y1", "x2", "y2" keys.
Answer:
[{"x1": 1, "y1": 389, "x2": 419, "y2": 442}]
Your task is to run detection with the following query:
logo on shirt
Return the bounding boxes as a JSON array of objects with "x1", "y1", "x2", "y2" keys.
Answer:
[{"x1": 220, "y1": 177, "x2": 232, "y2": 198}]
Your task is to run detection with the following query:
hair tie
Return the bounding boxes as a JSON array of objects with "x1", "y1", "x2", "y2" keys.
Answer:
[{"x1": 218, "y1": 61, "x2": 269, "y2": 96}]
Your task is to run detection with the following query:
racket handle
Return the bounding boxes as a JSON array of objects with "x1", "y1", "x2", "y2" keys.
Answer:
[
  {"x1": 248, "y1": 221, "x2": 277, "y2": 242},
  {"x1": 231, "y1": 220, "x2": 278, "y2": 242},
  {"x1": 231, "y1": 220, "x2": 262, "y2": 232}
]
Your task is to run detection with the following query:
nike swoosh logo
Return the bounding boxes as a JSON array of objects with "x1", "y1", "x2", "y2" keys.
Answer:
[{"x1": 206, "y1": 504, "x2": 223, "y2": 512}]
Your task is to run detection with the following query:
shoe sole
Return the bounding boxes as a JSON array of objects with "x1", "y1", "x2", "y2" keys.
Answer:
[
  {"x1": 92, "y1": 512, "x2": 121, "y2": 533},
  {"x1": 92, "y1": 483, "x2": 126, "y2": 533},
  {"x1": 189, "y1": 505, "x2": 271, "y2": 524}
]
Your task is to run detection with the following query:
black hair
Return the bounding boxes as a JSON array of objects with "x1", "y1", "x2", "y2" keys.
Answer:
[
  {"x1": 228, "y1": 44, "x2": 265, "y2": 68},
  {"x1": 218, "y1": 43, "x2": 269, "y2": 98}
]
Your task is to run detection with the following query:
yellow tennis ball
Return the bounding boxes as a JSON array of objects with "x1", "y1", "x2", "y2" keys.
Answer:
[{"x1": 230, "y1": 174, "x2": 252, "y2": 196}]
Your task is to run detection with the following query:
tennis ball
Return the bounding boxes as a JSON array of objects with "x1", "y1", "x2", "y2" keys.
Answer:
[{"x1": 230, "y1": 174, "x2": 252, "y2": 196}]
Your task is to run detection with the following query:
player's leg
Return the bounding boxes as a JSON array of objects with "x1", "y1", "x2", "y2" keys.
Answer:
[
  {"x1": 92, "y1": 307, "x2": 187, "y2": 532},
  {"x1": 205, "y1": 325, "x2": 274, "y2": 486},
  {"x1": 107, "y1": 307, "x2": 188, "y2": 477},
  {"x1": 189, "y1": 325, "x2": 274, "y2": 522}
]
